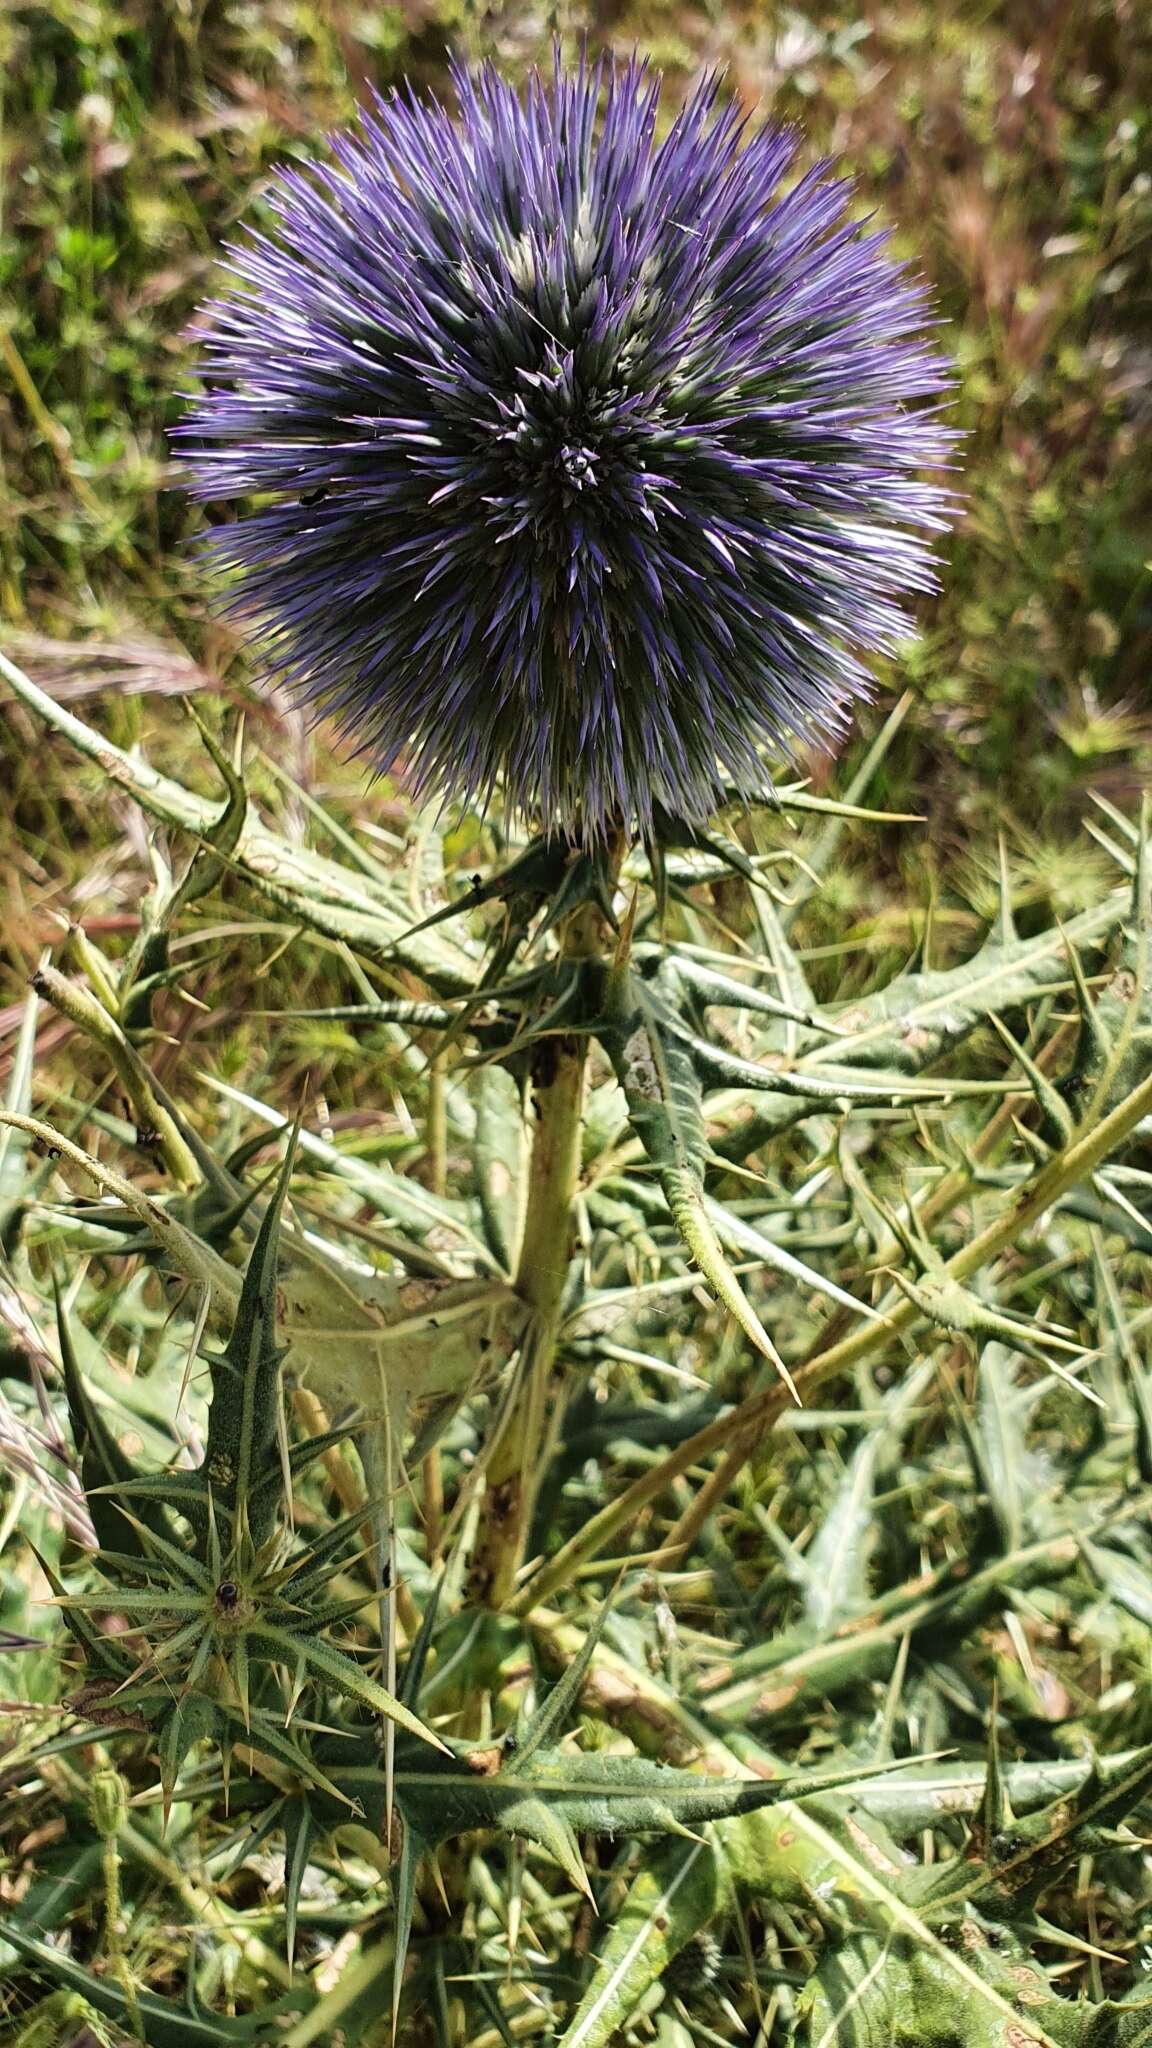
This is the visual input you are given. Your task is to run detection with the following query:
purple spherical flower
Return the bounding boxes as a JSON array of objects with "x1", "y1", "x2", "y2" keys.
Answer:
[{"x1": 181, "y1": 57, "x2": 955, "y2": 839}]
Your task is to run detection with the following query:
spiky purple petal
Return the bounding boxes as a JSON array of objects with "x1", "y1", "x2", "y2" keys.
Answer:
[{"x1": 180, "y1": 56, "x2": 956, "y2": 838}]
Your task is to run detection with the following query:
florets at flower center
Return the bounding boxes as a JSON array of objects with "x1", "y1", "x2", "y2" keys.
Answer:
[
  {"x1": 556, "y1": 442, "x2": 598, "y2": 495},
  {"x1": 483, "y1": 378, "x2": 642, "y2": 558}
]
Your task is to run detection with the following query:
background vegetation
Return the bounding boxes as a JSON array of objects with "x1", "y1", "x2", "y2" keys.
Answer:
[{"x1": 1, "y1": 3, "x2": 1152, "y2": 2044}]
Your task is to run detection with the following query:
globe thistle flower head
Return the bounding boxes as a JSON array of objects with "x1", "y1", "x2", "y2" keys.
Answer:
[{"x1": 181, "y1": 56, "x2": 956, "y2": 841}]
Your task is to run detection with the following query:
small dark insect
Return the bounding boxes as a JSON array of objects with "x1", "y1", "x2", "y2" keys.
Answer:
[
  {"x1": 300, "y1": 486, "x2": 329, "y2": 508},
  {"x1": 470, "y1": 875, "x2": 484, "y2": 895},
  {"x1": 215, "y1": 1580, "x2": 240, "y2": 1610}
]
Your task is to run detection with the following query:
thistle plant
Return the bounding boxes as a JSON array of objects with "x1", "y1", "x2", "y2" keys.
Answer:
[
  {"x1": 2, "y1": 49, "x2": 1152, "y2": 2048},
  {"x1": 178, "y1": 53, "x2": 955, "y2": 1604}
]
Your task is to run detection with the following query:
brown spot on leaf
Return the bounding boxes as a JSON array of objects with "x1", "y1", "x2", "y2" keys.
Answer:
[
  {"x1": 464, "y1": 1747, "x2": 503, "y2": 1777},
  {"x1": 900, "y1": 1018, "x2": 933, "y2": 1051},
  {"x1": 398, "y1": 1278, "x2": 445, "y2": 1313},
  {"x1": 1008, "y1": 1967, "x2": 1048, "y2": 2007},
  {"x1": 753, "y1": 1682, "x2": 801, "y2": 1716}
]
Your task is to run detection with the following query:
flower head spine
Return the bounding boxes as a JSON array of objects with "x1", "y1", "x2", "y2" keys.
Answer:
[{"x1": 181, "y1": 55, "x2": 956, "y2": 838}]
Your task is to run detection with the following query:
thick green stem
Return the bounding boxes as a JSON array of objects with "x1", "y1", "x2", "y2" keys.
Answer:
[
  {"x1": 469, "y1": 1030, "x2": 588, "y2": 1607},
  {"x1": 470, "y1": 876, "x2": 620, "y2": 1607}
]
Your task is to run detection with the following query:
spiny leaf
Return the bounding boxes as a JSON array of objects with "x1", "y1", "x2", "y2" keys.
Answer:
[
  {"x1": 395, "y1": 833, "x2": 568, "y2": 937},
  {"x1": 513, "y1": 1591, "x2": 615, "y2": 1766},
  {"x1": 715, "y1": 896, "x2": 1122, "y2": 1162},
  {"x1": 322, "y1": 1736, "x2": 899, "y2": 1848},
  {"x1": 979, "y1": 1689, "x2": 1014, "y2": 1857},
  {"x1": 607, "y1": 977, "x2": 795, "y2": 1392},
  {"x1": 102, "y1": 1422, "x2": 359, "y2": 1539},
  {"x1": 769, "y1": 778, "x2": 923, "y2": 826},
  {"x1": 389, "y1": 1814, "x2": 429, "y2": 2040},
  {"x1": 0, "y1": 1111, "x2": 240, "y2": 1316},
  {"x1": 645, "y1": 807, "x2": 772, "y2": 891},
  {"x1": 845, "y1": 1753, "x2": 1131, "y2": 1839},
  {"x1": 98, "y1": 1512, "x2": 211, "y2": 1590},
  {"x1": 645, "y1": 949, "x2": 836, "y2": 1031},
  {"x1": 30, "y1": 1545, "x2": 135, "y2": 1682},
  {"x1": 118, "y1": 703, "x2": 249, "y2": 1036},
  {"x1": 399, "y1": 1574, "x2": 445, "y2": 1709},
  {"x1": 159, "y1": 1690, "x2": 219, "y2": 1821},
  {"x1": 0, "y1": 1923, "x2": 309, "y2": 2045},
  {"x1": 0, "y1": 644, "x2": 478, "y2": 993},
  {"x1": 273, "y1": 1498, "x2": 385, "y2": 1604},
  {"x1": 54, "y1": 1278, "x2": 168, "y2": 1558},
  {"x1": 557, "y1": 1836, "x2": 726, "y2": 2048},
  {"x1": 1064, "y1": 799, "x2": 1152, "y2": 1125},
  {"x1": 802, "y1": 1432, "x2": 882, "y2": 1632},
  {"x1": 215, "y1": 1703, "x2": 365, "y2": 1811},
  {"x1": 199, "y1": 1115, "x2": 300, "y2": 1548},
  {"x1": 250, "y1": 1625, "x2": 450, "y2": 1753},
  {"x1": 492, "y1": 1791, "x2": 590, "y2": 1897},
  {"x1": 924, "y1": 1741, "x2": 1152, "y2": 1914},
  {"x1": 283, "y1": 1797, "x2": 315, "y2": 1970},
  {"x1": 667, "y1": 1004, "x2": 991, "y2": 1105},
  {"x1": 703, "y1": 1195, "x2": 880, "y2": 1327},
  {"x1": 203, "y1": 1075, "x2": 496, "y2": 1266}
]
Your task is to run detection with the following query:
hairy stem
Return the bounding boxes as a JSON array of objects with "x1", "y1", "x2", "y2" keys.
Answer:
[
  {"x1": 470, "y1": 876, "x2": 620, "y2": 1607},
  {"x1": 469, "y1": 1031, "x2": 588, "y2": 1607}
]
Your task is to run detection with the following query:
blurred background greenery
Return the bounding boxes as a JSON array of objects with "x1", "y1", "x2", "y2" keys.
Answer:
[{"x1": 2, "y1": 1, "x2": 1151, "y2": 940}]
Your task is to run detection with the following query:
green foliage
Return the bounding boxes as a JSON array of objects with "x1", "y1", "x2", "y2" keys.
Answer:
[
  {"x1": 1, "y1": 655, "x2": 1152, "y2": 2042},
  {"x1": 2, "y1": 2, "x2": 1152, "y2": 2040}
]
